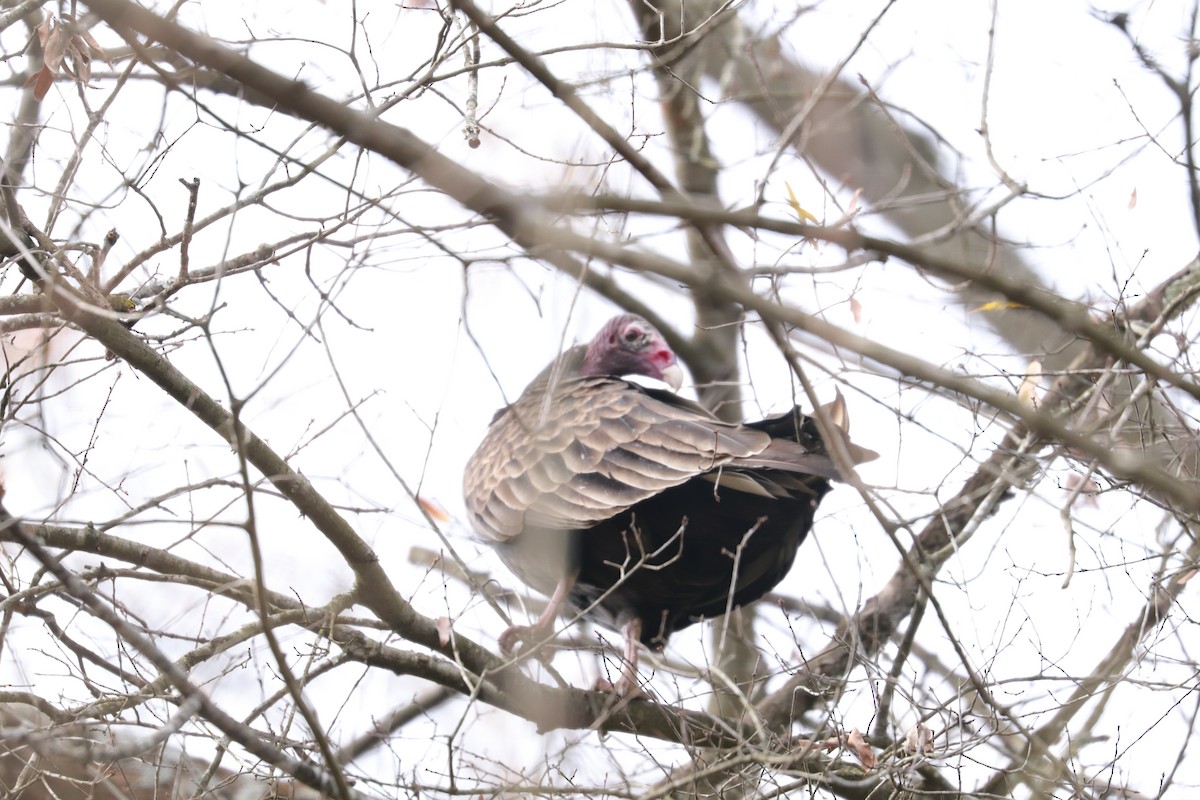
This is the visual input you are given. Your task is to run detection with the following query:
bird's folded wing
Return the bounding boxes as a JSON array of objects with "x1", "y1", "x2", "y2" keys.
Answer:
[
  {"x1": 731, "y1": 438, "x2": 842, "y2": 480},
  {"x1": 464, "y1": 378, "x2": 775, "y2": 543}
]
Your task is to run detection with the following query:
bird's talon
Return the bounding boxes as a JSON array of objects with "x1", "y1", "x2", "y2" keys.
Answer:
[
  {"x1": 594, "y1": 675, "x2": 650, "y2": 700},
  {"x1": 498, "y1": 624, "x2": 533, "y2": 656},
  {"x1": 499, "y1": 623, "x2": 556, "y2": 659}
]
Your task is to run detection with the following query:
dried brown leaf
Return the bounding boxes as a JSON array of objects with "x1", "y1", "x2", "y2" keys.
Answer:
[
  {"x1": 792, "y1": 736, "x2": 839, "y2": 754},
  {"x1": 79, "y1": 29, "x2": 109, "y2": 63},
  {"x1": 844, "y1": 728, "x2": 877, "y2": 769},
  {"x1": 1063, "y1": 473, "x2": 1101, "y2": 507},
  {"x1": 30, "y1": 65, "x2": 53, "y2": 101},
  {"x1": 34, "y1": 14, "x2": 51, "y2": 49},
  {"x1": 42, "y1": 24, "x2": 69, "y2": 72},
  {"x1": 68, "y1": 38, "x2": 91, "y2": 84},
  {"x1": 436, "y1": 616, "x2": 452, "y2": 646},
  {"x1": 904, "y1": 722, "x2": 934, "y2": 755}
]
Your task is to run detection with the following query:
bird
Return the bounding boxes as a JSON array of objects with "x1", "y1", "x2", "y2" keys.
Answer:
[{"x1": 463, "y1": 313, "x2": 874, "y2": 694}]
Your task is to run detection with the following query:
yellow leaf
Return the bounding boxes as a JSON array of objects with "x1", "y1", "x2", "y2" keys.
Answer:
[
  {"x1": 784, "y1": 182, "x2": 820, "y2": 225},
  {"x1": 970, "y1": 300, "x2": 1026, "y2": 312}
]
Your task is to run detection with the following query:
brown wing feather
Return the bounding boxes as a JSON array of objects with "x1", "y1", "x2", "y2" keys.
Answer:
[
  {"x1": 731, "y1": 438, "x2": 843, "y2": 480},
  {"x1": 464, "y1": 376, "x2": 777, "y2": 543}
]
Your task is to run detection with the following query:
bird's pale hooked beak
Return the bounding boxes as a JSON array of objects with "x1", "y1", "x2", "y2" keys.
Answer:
[{"x1": 660, "y1": 362, "x2": 684, "y2": 392}]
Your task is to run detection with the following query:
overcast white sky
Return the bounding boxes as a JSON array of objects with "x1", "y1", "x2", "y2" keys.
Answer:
[{"x1": 2, "y1": 0, "x2": 1198, "y2": 794}]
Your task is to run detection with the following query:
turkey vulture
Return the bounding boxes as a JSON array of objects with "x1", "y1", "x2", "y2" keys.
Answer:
[{"x1": 463, "y1": 314, "x2": 874, "y2": 693}]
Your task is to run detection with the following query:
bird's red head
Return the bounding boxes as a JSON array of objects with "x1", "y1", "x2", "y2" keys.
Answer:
[{"x1": 581, "y1": 314, "x2": 683, "y2": 391}]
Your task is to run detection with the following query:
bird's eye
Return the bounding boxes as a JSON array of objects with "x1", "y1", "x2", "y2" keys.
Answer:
[{"x1": 624, "y1": 327, "x2": 643, "y2": 344}]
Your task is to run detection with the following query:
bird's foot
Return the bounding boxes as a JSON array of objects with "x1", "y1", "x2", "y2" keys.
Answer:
[
  {"x1": 498, "y1": 623, "x2": 551, "y2": 658},
  {"x1": 594, "y1": 660, "x2": 653, "y2": 699},
  {"x1": 593, "y1": 675, "x2": 650, "y2": 700}
]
